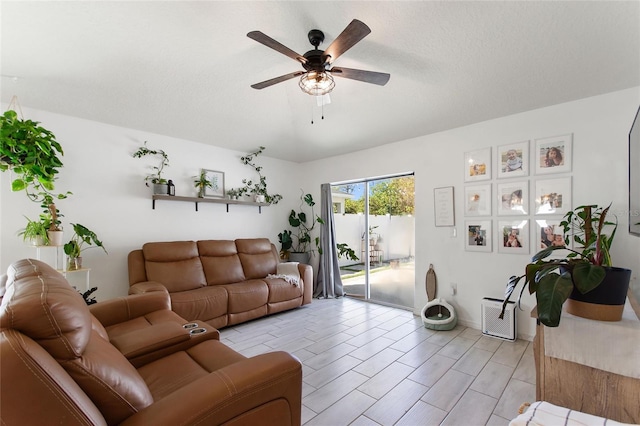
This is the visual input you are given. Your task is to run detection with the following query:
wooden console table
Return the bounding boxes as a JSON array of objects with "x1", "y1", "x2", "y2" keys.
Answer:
[{"x1": 532, "y1": 303, "x2": 640, "y2": 423}]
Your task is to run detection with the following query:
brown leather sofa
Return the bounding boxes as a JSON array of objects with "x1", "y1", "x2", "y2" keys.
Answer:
[
  {"x1": 128, "y1": 238, "x2": 313, "y2": 329},
  {"x1": 0, "y1": 259, "x2": 302, "y2": 426}
]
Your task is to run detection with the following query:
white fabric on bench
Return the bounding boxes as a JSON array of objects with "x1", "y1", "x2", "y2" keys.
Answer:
[{"x1": 509, "y1": 401, "x2": 636, "y2": 426}]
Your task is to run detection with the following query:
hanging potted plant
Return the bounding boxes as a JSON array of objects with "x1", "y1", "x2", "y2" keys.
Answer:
[
  {"x1": 500, "y1": 204, "x2": 631, "y2": 327},
  {"x1": 63, "y1": 223, "x2": 107, "y2": 270},
  {"x1": 132, "y1": 141, "x2": 171, "y2": 194},
  {"x1": 238, "y1": 146, "x2": 282, "y2": 204}
]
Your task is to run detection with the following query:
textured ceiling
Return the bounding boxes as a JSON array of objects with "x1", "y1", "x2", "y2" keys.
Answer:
[{"x1": 1, "y1": 1, "x2": 639, "y2": 162}]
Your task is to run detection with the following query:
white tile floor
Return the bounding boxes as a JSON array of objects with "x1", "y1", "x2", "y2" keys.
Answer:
[{"x1": 220, "y1": 297, "x2": 536, "y2": 426}]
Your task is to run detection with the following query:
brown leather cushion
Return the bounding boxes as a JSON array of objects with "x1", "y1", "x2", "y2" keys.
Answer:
[
  {"x1": 236, "y1": 239, "x2": 278, "y2": 279},
  {"x1": 264, "y1": 278, "x2": 303, "y2": 303},
  {"x1": 198, "y1": 240, "x2": 246, "y2": 285},
  {"x1": 143, "y1": 241, "x2": 207, "y2": 292},
  {"x1": 1, "y1": 259, "x2": 154, "y2": 424},
  {"x1": 170, "y1": 285, "x2": 228, "y2": 322},
  {"x1": 223, "y1": 280, "x2": 269, "y2": 314}
]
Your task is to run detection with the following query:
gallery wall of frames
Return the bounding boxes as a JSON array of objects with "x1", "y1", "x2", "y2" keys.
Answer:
[{"x1": 461, "y1": 133, "x2": 573, "y2": 254}]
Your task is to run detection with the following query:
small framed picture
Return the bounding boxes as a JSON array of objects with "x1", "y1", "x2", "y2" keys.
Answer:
[
  {"x1": 497, "y1": 181, "x2": 529, "y2": 216},
  {"x1": 535, "y1": 218, "x2": 571, "y2": 252},
  {"x1": 465, "y1": 220, "x2": 492, "y2": 252},
  {"x1": 534, "y1": 133, "x2": 572, "y2": 175},
  {"x1": 464, "y1": 147, "x2": 492, "y2": 182},
  {"x1": 202, "y1": 169, "x2": 225, "y2": 198},
  {"x1": 534, "y1": 177, "x2": 571, "y2": 215},
  {"x1": 498, "y1": 219, "x2": 529, "y2": 254},
  {"x1": 434, "y1": 186, "x2": 455, "y2": 227},
  {"x1": 497, "y1": 140, "x2": 529, "y2": 178},
  {"x1": 464, "y1": 184, "x2": 491, "y2": 216}
]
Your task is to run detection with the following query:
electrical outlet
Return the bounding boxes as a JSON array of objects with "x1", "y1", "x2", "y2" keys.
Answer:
[{"x1": 451, "y1": 283, "x2": 457, "y2": 296}]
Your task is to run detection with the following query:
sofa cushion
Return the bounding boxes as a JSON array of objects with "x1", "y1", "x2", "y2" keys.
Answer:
[
  {"x1": 170, "y1": 285, "x2": 228, "y2": 323},
  {"x1": 264, "y1": 278, "x2": 304, "y2": 303},
  {"x1": 198, "y1": 240, "x2": 246, "y2": 285},
  {"x1": 236, "y1": 238, "x2": 278, "y2": 279},
  {"x1": 222, "y1": 280, "x2": 269, "y2": 314},
  {"x1": 143, "y1": 241, "x2": 207, "y2": 292}
]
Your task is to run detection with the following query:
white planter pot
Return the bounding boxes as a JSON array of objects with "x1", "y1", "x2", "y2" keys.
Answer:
[
  {"x1": 255, "y1": 194, "x2": 266, "y2": 203},
  {"x1": 47, "y1": 230, "x2": 64, "y2": 246},
  {"x1": 152, "y1": 183, "x2": 169, "y2": 195}
]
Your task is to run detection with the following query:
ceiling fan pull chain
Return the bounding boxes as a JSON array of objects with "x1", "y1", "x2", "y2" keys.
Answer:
[
  {"x1": 311, "y1": 102, "x2": 314, "y2": 124},
  {"x1": 321, "y1": 98, "x2": 325, "y2": 120}
]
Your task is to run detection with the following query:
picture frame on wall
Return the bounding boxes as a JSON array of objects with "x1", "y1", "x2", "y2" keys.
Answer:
[
  {"x1": 497, "y1": 181, "x2": 529, "y2": 215},
  {"x1": 534, "y1": 177, "x2": 572, "y2": 215},
  {"x1": 497, "y1": 219, "x2": 529, "y2": 254},
  {"x1": 464, "y1": 147, "x2": 492, "y2": 182},
  {"x1": 534, "y1": 133, "x2": 572, "y2": 175},
  {"x1": 465, "y1": 220, "x2": 492, "y2": 252},
  {"x1": 535, "y1": 218, "x2": 571, "y2": 252},
  {"x1": 464, "y1": 184, "x2": 491, "y2": 216},
  {"x1": 434, "y1": 186, "x2": 455, "y2": 227},
  {"x1": 497, "y1": 140, "x2": 529, "y2": 178},
  {"x1": 202, "y1": 169, "x2": 225, "y2": 198}
]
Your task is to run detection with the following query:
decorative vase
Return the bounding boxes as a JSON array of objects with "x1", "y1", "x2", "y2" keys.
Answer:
[
  {"x1": 565, "y1": 266, "x2": 631, "y2": 322},
  {"x1": 255, "y1": 194, "x2": 266, "y2": 203},
  {"x1": 68, "y1": 256, "x2": 82, "y2": 271},
  {"x1": 47, "y1": 230, "x2": 64, "y2": 246},
  {"x1": 152, "y1": 183, "x2": 169, "y2": 195}
]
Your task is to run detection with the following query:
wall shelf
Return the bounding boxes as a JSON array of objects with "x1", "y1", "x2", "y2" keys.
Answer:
[{"x1": 152, "y1": 194, "x2": 269, "y2": 213}]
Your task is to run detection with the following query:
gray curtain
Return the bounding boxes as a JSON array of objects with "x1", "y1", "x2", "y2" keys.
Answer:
[{"x1": 314, "y1": 183, "x2": 344, "y2": 298}]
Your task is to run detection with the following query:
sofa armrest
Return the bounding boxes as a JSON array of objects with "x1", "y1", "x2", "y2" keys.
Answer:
[
  {"x1": 120, "y1": 351, "x2": 302, "y2": 426},
  {"x1": 128, "y1": 281, "x2": 168, "y2": 295},
  {"x1": 298, "y1": 263, "x2": 313, "y2": 305},
  {"x1": 89, "y1": 291, "x2": 171, "y2": 327},
  {"x1": 110, "y1": 322, "x2": 191, "y2": 359}
]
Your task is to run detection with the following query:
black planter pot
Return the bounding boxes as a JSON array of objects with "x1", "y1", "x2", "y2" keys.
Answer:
[{"x1": 566, "y1": 266, "x2": 631, "y2": 321}]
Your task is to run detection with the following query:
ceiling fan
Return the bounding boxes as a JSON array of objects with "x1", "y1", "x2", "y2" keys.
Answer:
[{"x1": 247, "y1": 19, "x2": 390, "y2": 96}]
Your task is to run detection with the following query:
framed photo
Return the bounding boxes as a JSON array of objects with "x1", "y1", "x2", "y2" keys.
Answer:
[
  {"x1": 465, "y1": 220, "x2": 492, "y2": 252},
  {"x1": 498, "y1": 219, "x2": 529, "y2": 254},
  {"x1": 630, "y1": 106, "x2": 640, "y2": 236},
  {"x1": 497, "y1": 140, "x2": 529, "y2": 178},
  {"x1": 534, "y1": 177, "x2": 571, "y2": 215},
  {"x1": 497, "y1": 181, "x2": 529, "y2": 215},
  {"x1": 534, "y1": 133, "x2": 572, "y2": 175},
  {"x1": 535, "y1": 218, "x2": 570, "y2": 252},
  {"x1": 464, "y1": 184, "x2": 491, "y2": 216},
  {"x1": 202, "y1": 169, "x2": 225, "y2": 198},
  {"x1": 434, "y1": 186, "x2": 455, "y2": 226},
  {"x1": 464, "y1": 147, "x2": 492, "y2": 182}
]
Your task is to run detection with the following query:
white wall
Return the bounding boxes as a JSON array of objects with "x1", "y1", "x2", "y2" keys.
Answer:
[
  {"x1": 0, "y1": 107, "x2": 302, "y2": 300},
  {"x1": 2, "y1": 88, "x2": 639, "y2": 340},
  {"x1": 299, "y1": 87, "x2": 640, "y2": 340}
]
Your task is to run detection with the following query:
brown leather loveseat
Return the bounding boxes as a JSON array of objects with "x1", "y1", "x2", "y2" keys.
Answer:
[
  {"x1": 0, "y1": 259, "x2": 302, "y2": 425},
  {"x1": 128, "y1": 238, "x2": 312, "y2": 329}
]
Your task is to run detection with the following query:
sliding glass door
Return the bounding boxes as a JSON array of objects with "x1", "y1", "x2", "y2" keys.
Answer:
[{"x1": 332, "y1": 175, "x2": 415, "y2": 308}]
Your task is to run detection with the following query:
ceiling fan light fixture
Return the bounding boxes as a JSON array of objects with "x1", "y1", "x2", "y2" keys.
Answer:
[{"x1": 299, "y1": 71, "x2": 335, "y2": 96}]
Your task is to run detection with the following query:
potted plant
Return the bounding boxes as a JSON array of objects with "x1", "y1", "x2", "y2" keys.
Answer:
[
  {"x1": 63, "y1": 223, "x2": 107, "y2": 270},
  {"x1": 500, "y1": 204, "x2": 631, "y2": 327},
  {"x1": 282, "y1": 192, "x2": 324, "y2": 264},
  {"x1": 18, "y1": 216, "x2": 49, "y2": 246},
  {"x1": 193, "y1": 169, "x2": 212, "y2": 198},
  {"x1": 132, "y1": 141, "x2": 170, "y2": 194},
  {"x1": 226, "y1": 188, "x2": 239, "y2": 200},
  {"x1": 238, "y1": 146, "x2": 282, "y2": 204}
]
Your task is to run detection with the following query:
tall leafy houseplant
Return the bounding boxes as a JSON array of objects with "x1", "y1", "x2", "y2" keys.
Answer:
[
  {"x1": 500, "y1": 204, "x2": 625, "y2": 327},
  {"x1": 0, "y1": 109, "x2": 70, "y2": 239}
]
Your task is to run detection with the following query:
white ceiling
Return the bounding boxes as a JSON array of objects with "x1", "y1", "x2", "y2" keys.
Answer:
[{"x1": 1, "y1": 1, "x2": 639, "y2": 163}]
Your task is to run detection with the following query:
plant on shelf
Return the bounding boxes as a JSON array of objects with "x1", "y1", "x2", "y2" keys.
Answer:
[
  {"x1": 132, "y1": 141, "x2": 170, "y2": 194},
  {"x1": 226, "y1": 188, "x2": 239, "y2": 200},
  {"x1": 18, "y1": 216, "x2": 49, "y2": 246},
  {"x1": 500, "y1": 204, "x2": 631, "y2": 327},
  {"x1": 193, "y1": 169, "x2": 213, "y2": 198},
  {"x1": 63, "y1": 223, "x2": 107, "y2": 270},
  {"x1": 238, "y1": 146, "x2": 282, "y2": 204}
]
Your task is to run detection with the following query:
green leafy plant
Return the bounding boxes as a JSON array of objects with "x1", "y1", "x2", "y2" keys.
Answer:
[
  {"x1": 337, "y1": 243, "x2": 359, "y2": 261},
  {"x1": 194, "y1": 169, "x2": 213, "y2": 197},
  {"x1": 285, "y1": 192, "x2": 324, "y2": 254},
  {"x1": 63, "y1": 223, "x2": 108, "y2": 258},
  {"x1": 238, "y1": 146, "x2": 282, "y2": 204},
  {"x1": 18, "y1": 216, "x2": 49, "y2": 245},
  {"x1": 132, "y1": 141, "x2": 169, "y2": 185},
  {"x1": 500, "y1": 204, "x2": 616, "y2": 327}
]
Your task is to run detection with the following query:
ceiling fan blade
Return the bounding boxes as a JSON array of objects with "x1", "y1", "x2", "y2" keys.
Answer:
[
  {"x1": 247, "y1": 31, "x2": 307, "y2": 64},
  {"x1": 323, "y1": 19, "x2": 371, "y2": 64},
  {"x1": 251, "y1": 71, "x2": 305, "y2": 90},
  {"x1": 330, "y1": 67, "x2": 390, "y2": 86}
]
